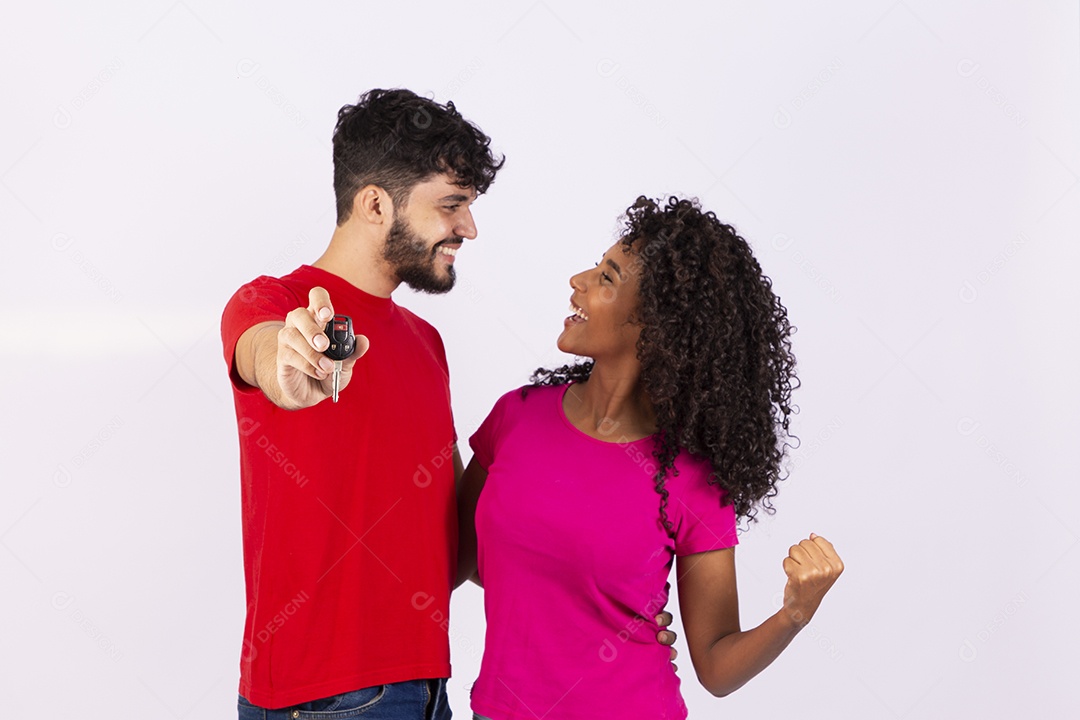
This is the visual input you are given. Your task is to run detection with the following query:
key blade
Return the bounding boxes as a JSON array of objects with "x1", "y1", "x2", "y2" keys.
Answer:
[{"x1": 332, "y1": 360, "x2": 343, "y2": 403}]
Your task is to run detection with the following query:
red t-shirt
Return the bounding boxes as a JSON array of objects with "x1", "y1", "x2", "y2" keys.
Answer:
[{"x1": 221, "y1": 265, "x2": 457, "y2": 709}]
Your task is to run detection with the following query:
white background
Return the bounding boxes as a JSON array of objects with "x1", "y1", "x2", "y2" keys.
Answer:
[{"x1": 2, "y1": 1, "x2": 1077, "y2": 717}]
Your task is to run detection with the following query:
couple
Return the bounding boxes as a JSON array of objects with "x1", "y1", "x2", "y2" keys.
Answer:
[{"x1": 221, "y1": 89, "x2": 843, "y2": 720}]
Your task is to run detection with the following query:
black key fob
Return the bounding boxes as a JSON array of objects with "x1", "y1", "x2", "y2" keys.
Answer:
[{"x1": 323, "y1": 315, "x2": 356, "y2": 361}]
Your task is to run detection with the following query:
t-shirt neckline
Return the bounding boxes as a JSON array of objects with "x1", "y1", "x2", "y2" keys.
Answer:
[
  {"x1": 556, "y1": 383, "x2": 656, "y2": 447},
  {"x1": 298, "y1": 265, "x2": 395, "y2": 313}
]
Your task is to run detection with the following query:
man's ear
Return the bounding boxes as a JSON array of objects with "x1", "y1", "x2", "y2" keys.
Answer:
[{"x1": 352, "y1": 185, "x2": 394, "y2": 225}]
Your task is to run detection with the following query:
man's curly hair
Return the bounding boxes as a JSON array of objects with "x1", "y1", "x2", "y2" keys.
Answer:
[
  {"x1": 332, "y1": 88, "x2": 504, "y2": 224},
  {"x1": 531, "y1": 196, "x2": 798, "y2": 526}
]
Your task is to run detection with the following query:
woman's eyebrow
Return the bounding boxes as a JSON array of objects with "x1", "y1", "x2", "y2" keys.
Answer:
[{"x1": 606, "y1": 258, "x2": 625, "y2": 280}]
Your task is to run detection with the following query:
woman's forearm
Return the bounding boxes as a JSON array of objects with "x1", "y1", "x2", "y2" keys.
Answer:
[{"x1": 696, "y1": 609, "x2": 805, "y2": 697}]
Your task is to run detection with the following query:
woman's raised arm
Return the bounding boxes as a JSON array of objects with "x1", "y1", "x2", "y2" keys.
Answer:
[{"x1": 678, "y1": 535, "x2": 843, "y2": 697}]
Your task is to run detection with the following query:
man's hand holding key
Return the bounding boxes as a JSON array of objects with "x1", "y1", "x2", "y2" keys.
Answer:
[{"x1": 276, "y1": 287, "x2": 369, "y2": 409}]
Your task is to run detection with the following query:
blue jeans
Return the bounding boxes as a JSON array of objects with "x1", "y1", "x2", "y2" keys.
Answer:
[{"x1": 238, "y1": 679, "x2": 451, "y2": 719}]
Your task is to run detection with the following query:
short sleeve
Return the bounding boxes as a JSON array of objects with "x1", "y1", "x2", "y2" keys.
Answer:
[
  {"x1": 220, "y1": 276, "x2": 300, "y2": 391},
  {"x1": 468, "y1": 389, "x2": 520, "y2": 470},
  {"x1": 669, "y1": 462, "x2": 739, "y2": 556},
  {"x1": 411, "y1": 317, "x2": 456, "y2": 443}
]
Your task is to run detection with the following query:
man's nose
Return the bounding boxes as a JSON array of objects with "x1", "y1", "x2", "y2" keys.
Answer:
[{"x1": 456, "y1": 208, "x2": 477, "y2": 240}]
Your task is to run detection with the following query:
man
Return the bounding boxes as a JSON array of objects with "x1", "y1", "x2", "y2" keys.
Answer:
[
  {"x1": 222, "y1": 88, "x2": 677, "y2": 719},
  {"x1": 221, "y1": 88, "x2": 502, "y2": 718}
]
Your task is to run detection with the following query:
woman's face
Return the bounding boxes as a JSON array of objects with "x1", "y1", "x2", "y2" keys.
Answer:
[{"x1": 557, "y1": 240, "x2": 643, "y2": 362}]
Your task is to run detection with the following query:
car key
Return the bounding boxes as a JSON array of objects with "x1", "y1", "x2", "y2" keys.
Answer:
[{"x1": 322, "y1": 315, "x2": 356, "y2": 403}]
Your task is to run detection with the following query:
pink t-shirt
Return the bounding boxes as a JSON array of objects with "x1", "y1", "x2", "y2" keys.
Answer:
[{"x1": 469, "y1": 384, "x2": 738, "y2": 720}]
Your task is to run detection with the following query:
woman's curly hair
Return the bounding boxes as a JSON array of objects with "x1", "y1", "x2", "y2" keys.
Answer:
[{"x1": 531, "y1": 196, "x2": 798, "y2": 526}]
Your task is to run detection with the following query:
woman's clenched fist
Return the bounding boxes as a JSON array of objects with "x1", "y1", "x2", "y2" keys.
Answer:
[{"x1": 781, "y1": 533, "x2": 844, "y2": 627}]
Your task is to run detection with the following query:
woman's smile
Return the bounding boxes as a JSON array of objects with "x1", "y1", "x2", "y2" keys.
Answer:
[{"x1": 564, "y1": 299, "x2": 589, "y2": 327}]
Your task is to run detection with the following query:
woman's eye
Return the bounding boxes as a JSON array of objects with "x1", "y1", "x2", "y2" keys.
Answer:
[{"x1": 601, "y1": 272, "x2": 613, "y2": 284}]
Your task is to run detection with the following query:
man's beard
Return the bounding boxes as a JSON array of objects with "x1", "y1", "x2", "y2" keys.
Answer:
[{"x1": 383, "y1": 215, "x2": 459, "y2": 294}]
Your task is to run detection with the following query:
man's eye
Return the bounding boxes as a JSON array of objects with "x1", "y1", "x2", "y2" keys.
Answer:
[{"x1": 445, "y1": 205, "x2": 460, "y2": 212}]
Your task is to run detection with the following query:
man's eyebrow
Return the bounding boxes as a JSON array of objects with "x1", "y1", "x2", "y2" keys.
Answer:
[
  {"x1": 438, "y1": 193, "x2": 473, "y2": 203},
  {"x1": 605, "y1": 258, "x2": 625, "y2": 280}
]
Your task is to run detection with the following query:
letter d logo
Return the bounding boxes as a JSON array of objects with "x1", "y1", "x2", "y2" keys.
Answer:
[
  {"x1": 238, "y1": 418, "x2": 262, "y2": 437},
  {"x1": 414, "y1": 464, "x2": 432, "y2": 488}
]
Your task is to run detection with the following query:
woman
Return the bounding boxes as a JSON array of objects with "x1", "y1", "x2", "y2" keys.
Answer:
[{"x1": 457, "y1": 196, "x2": 844, "y2": 720}]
